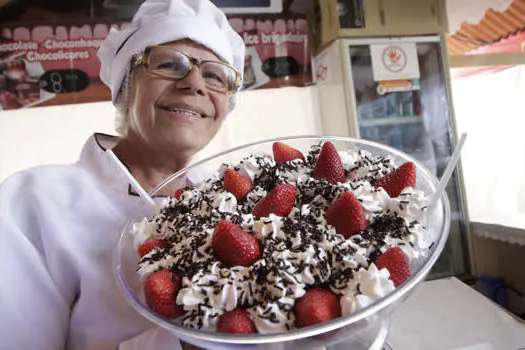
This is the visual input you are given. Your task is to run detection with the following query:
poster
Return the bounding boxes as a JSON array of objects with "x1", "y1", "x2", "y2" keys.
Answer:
[
  {"x1": 0, "y1": 6, "x2": 312, "y2": 110},
  {"x1": 0, "y1": 23, "x2": 116, "y2": 110},
  {"x1": 229, "y1": 14, "x2": 313, "y2": 91}
]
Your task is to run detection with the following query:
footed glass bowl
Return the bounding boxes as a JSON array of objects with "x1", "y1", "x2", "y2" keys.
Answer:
[{"x1": 115, "y1": 135, "x2": 451, "y2": 350}]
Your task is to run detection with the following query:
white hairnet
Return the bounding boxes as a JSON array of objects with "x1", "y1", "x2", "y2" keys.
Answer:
[{"x1": 97, "y1": 0, "x2": 245, "y2": 104}]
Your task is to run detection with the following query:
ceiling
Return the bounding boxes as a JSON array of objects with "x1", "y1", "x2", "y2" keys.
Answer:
[{"x1": 446, "y1": 0, "x2": 525, "y2": 55}]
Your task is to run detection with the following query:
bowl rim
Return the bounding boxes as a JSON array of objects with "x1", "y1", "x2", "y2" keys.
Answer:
[{"x1": 114, "y1": 135, "x2": 451, "y2": 344}]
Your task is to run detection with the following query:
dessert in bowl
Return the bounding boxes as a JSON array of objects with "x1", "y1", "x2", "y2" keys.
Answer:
[{"x1": 115, "y1": 135, "x2": 450, "y2": 349}]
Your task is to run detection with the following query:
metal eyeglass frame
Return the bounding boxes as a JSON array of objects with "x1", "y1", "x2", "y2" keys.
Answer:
[{"x1": 132, "y1": 45, "x2": 242, "y2": 94}]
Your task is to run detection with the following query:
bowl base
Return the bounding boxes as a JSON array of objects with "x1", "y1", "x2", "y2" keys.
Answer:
[{"x1": 177, "y1": 317, "x2": 390, "y2": 350}]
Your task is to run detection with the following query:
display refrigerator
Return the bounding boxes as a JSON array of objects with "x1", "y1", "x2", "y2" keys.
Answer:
[{"x1": 313, "y1": 35, "x2": 471, "y2": 278}]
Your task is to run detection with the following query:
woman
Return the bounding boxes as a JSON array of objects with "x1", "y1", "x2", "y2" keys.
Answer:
[{"x1": 0, "y1": 0, "x2": 244, "y2": 349}]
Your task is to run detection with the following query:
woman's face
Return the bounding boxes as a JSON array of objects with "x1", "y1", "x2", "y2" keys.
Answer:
[{"x1": 126, "y1": 40, "x2": 230, "y2": 158}]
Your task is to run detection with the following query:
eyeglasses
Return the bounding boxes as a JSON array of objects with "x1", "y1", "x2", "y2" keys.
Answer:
[{"x1": 133, "y1": 45, "x2": 242, "y2": 94}]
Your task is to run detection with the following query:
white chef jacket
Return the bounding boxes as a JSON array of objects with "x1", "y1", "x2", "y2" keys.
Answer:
[{"x1": 0, "y1": 133, "x2": 203, "y2": 350}]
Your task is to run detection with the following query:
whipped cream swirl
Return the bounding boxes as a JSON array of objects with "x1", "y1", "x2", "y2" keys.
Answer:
[{"x1": 340, "y1": 263, "x2": 395, "y2": 315}]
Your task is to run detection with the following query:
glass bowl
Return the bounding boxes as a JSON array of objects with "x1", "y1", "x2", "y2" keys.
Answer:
[{"x1": 115, "y1": 135, "x2": 450, "y2": 349}]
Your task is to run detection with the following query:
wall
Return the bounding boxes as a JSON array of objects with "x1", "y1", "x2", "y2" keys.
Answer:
[
  {"x1": 193, "y1": 86, "x2": 323, "y2": 163},
  {"x1": 0, "y1": 86, "x2": 322, "y2": 182},
  {"x1": 0, "y1": 101, "x2": 115, "y2": 181}
]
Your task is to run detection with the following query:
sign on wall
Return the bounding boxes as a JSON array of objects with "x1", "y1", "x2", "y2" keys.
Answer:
[
  {"x1": 0, "y1": 12, "x2": 312, "y2": 110},
  {"x1": 0, "y1": 24, "x2": 113, "y2": 110},
  {"x1": 229, "y1": 14, "x2": 312, "y2": 90},
  {"x1": 370, "y1": 43, "x2": 420, "y2": 82}
]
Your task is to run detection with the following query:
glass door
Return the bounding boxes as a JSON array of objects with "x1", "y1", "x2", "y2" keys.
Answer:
[{"x1": 348, "y1": 40, "x2": 470, "y2": 278}]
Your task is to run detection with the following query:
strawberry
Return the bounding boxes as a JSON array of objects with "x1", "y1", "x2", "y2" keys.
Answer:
[
  {"x1": 374, "y1": 162, "x2": 416, "y2": 198},
  {"x1": 174, "y1": 186, "x2": 190, "y2": 200},
  {"x1": 212, "y1": 220, "x2": 261, "y2": 267},
  {"x1": 217, "y1": 308, "x2": 256, "y2": 334},
  {"x1": 295, "y1": 288, "x2": 341, "y2": 328},
  {"x1": 138, "y1": 239, "x2": 167, "y2": 258},
  {"x1": 272, "y1": 142, "x2": 305, "y2": 163},
  {"x1": 313, "y1": 141, "x2": 345, "y2": 184},
  {"x1": 144, "y1": 269, "x2": 183, "y2": 318},
  {"x1": 325, "y1": 192, "x2": 367, "y2": 239},
  {"x1": 253, "y1": 183, "x2": 296, "y2": 219},
  {"x1": 375, "y1": 247, "x2": 411, "y2": 287},
  {"x1": 223, "y1": 168, "x2": 254, "y2": 201}
]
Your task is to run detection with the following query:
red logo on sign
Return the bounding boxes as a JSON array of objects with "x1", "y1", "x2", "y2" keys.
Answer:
[
  {"x1": 316, "y1": 63, "x2": 328, "y2": 81},
  {"x1": 382, "y1": 46, "x2": 407, "y2": 73}
]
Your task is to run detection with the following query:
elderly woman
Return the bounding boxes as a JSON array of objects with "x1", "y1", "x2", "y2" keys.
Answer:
[{"x1": 0, "y1": 0, "x2": 244, "y2": 349}]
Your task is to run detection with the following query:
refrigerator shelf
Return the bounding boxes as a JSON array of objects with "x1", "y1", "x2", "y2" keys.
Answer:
[{"x1": 359, "y1": 116, "x2": 423, "y2": 128}]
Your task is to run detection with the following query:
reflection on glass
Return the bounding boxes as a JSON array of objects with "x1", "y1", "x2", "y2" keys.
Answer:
[{"x1": 349, "y1": 43, "x2": 469, "y2": 278}]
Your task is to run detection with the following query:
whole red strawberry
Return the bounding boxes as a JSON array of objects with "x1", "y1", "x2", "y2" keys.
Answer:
[
  {"x1": 144, "y1": 269, "x2": 183, "y2": 318},
  {"x1": 295, "y1": 288, "x2": 341, "y2": 328},
  {"x1": 325, "y1": 192, "x2": 367, "y2": 239},
  {"x1": 313, "y1": 141, "x2": 345, "y2": 184},
  {"x1": 212, "y1": 220, "x2": 261, "y2": 267},
  {"x1": 217, "y1": 308, "x2": 256, "y2": 334},
  {"x1": 375, "y1": 247, "x2": 411, "y2": 287},
  {"x1": 272, "y1": 142, "x2": 305, "y2": 163},
  {"x1": 138, "y1": 239, "x2": 167, "y2": 258},
  {"x1": 253, "y1": 183, "x2": 296, "y2": 219},
  {"x1": 374, "y1": 162, "x2": 416, "y2": 198},
  {"x1": 224, "y1": 168, "x2": 254, "y2": 201}
]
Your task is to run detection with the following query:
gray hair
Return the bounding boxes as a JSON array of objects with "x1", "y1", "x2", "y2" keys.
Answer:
[{"x1": 114, "y1": 65, "x2": 238, "y2": 138}]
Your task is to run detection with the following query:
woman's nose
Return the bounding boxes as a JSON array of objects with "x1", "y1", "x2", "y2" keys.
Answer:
[{"x1": 173, "y1": 65, "x2": 207, "y2": 96}]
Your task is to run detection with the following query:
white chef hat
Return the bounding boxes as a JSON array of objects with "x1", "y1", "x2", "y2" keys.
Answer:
[{"x1": 98, "y1": 0, "x2": 245, "y2": 104}]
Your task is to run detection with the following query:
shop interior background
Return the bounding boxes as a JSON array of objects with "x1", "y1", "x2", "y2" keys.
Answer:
[{"x1": 1, "y1": 0, "x2": 525, "y2": 318}]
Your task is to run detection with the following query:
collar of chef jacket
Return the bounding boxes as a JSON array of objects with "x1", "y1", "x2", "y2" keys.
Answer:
[{"x1": 80, "y1": 133, "x2": 212, "y2": 199}]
